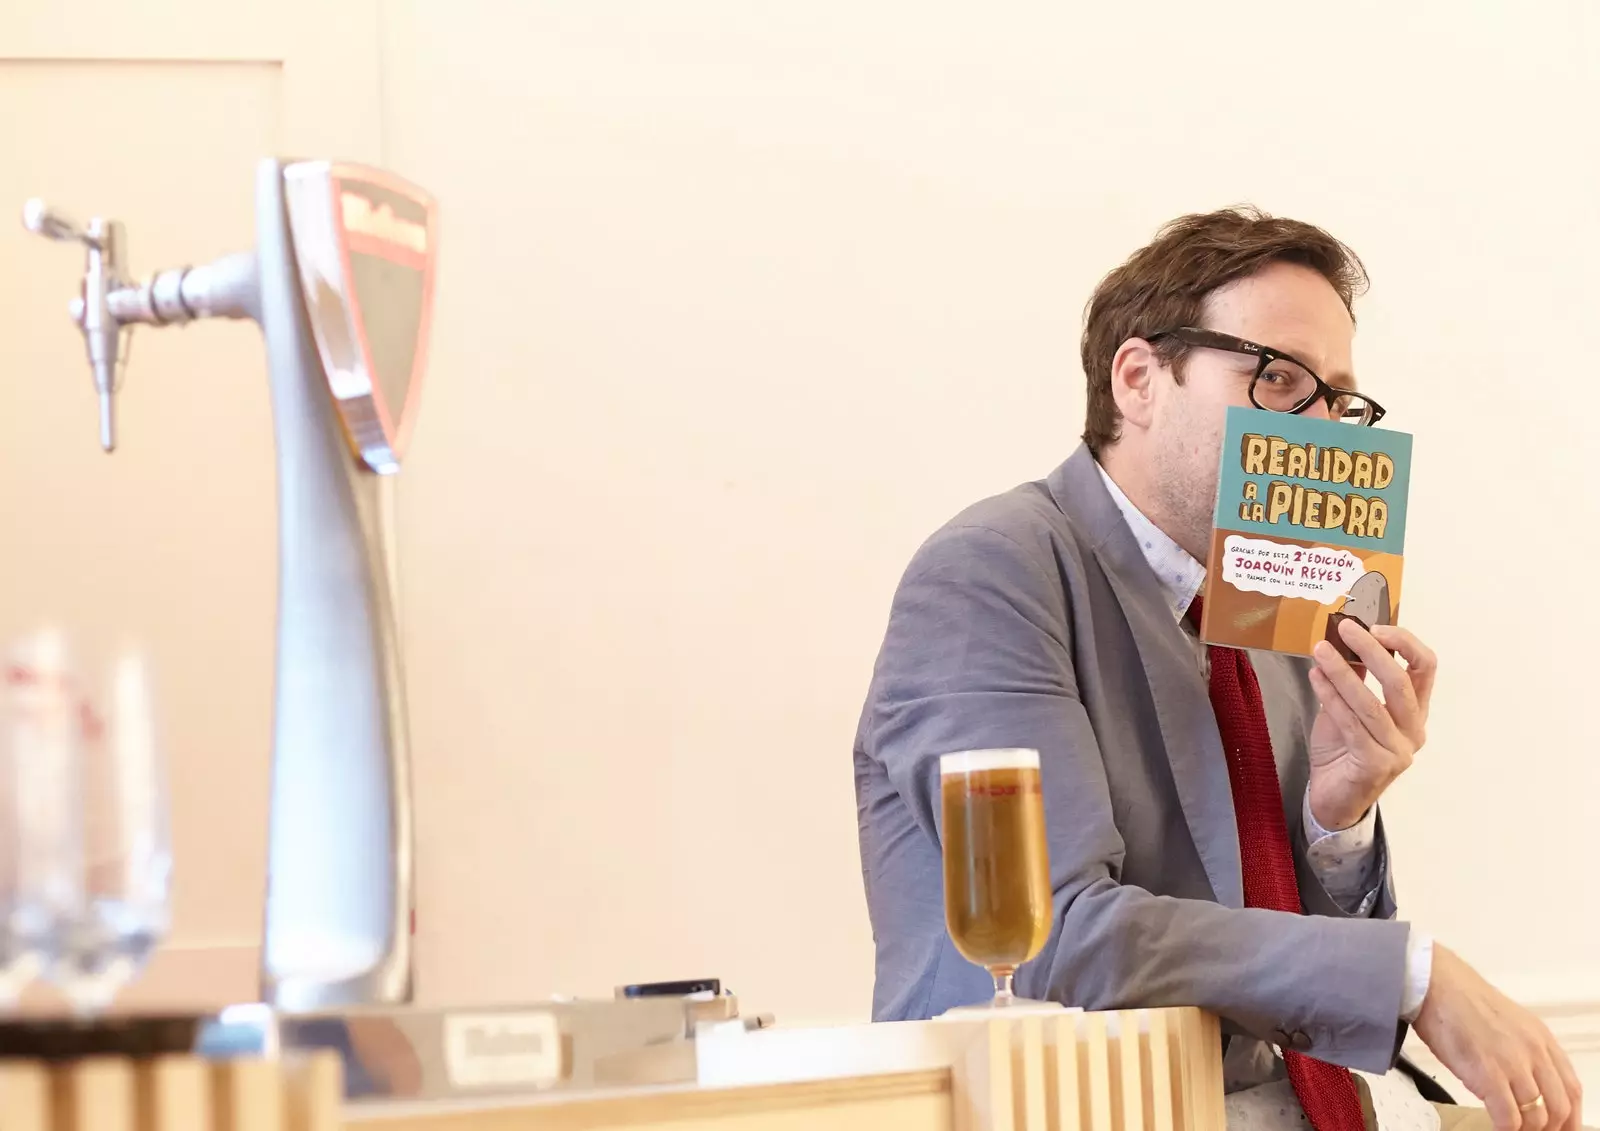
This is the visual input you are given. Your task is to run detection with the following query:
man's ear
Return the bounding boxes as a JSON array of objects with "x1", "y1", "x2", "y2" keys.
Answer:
[{"x1": 1110, "y1": 338, "x2": 1159, "y2": 432}]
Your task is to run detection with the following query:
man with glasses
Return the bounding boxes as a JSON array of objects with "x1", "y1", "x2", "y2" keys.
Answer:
[{"x1": 853, "y1": 208, "x2": 1582, "y2": 1131}]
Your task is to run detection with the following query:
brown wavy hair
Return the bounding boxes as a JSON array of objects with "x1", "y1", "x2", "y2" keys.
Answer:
[{"x1": 1080, "y1": 206, "x2": 1368, "y2": 455}]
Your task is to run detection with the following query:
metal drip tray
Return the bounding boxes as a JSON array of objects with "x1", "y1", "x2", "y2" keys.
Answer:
[{"x1": 196, "y1": 993, "x2": 728, "y2": 1102}]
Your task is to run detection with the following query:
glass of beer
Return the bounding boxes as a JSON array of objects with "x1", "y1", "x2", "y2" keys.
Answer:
[{"x1": 940, "y1": 748, "x2": 1052, "y2": 1007}]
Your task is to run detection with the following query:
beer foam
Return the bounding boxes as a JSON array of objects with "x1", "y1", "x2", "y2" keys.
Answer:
[{"x1": 939, "y1": 747, "x2": 1040, "y2": 774}]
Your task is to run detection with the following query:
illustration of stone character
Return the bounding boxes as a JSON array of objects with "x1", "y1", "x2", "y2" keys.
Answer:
[{"x1": 1323, "y1": 570, "x2": 1392, "y2": 661}]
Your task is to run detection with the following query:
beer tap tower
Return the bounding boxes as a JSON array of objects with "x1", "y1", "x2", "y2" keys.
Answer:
[
  {"x1": 20, "y1": 160, "x2": 714, "y2": 1099},
  {"x1": 25, "y1": 158, "x2": 424, "y2": 1014}
]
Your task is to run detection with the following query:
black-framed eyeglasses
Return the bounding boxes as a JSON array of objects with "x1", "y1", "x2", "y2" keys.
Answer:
[{"x1": 1146, "y1": 327, "x2": 1386, "y2": 427}]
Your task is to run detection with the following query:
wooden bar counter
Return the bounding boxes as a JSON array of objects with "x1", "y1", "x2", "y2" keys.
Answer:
[{"x1": 0, "y1": 1006, "x2": 1223, "y2": 1131}]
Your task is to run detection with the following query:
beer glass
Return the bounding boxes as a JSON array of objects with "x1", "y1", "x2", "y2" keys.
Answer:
[
  {"x1": 0, "y1": 630, "x2": 81, "y2": 1009},
  {"x1": 47, "y1": 645, "x2": 172, "y2": 1015},
  {"x1": 940, "y1": 748, "x2": 1052, "y2": 1006}
]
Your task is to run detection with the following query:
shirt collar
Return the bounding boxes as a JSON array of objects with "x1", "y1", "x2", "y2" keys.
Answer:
[{"x1": 1093, "y1": 461, "x2": 1206, "y2": 624}]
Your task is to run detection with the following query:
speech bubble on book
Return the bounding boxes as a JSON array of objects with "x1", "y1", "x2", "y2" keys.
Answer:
[{"x1": 1221, "y1": 534, "x2": 1366, "y2": 604}]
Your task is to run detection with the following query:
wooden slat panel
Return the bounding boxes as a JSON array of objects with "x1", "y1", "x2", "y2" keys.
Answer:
[
  {"x1": 0, "y1": 1060, "x2": 50, "y2": 1131},
  {"x1": 1080, "y1": 1012, "x2": 1113, "y2": 1131},
  {"x1": 954, "y1": 1019, "x2": 1015, "y2": 1131},
  {"x1": 1015, "y1": 1017, "x2": 1047, "y2": 1131},
  {"x1": 137, "y1": 1056, "x2": 211, "y2": 1131},
  {"x1": 1146, "y1": 1009, "x2": 1176, "y2": 1131},
  {"x1": 54, "y1": 1057, "x2": 136, "y2": 1131},
  {"x1": 211, "y1": 1059, "x2": 282, "y2": 1131},
  {"x1": 943, "y1": 1007, "x2": 1221, "y2": 1131},
  {"x1": 1200, "y1": 1012, "x2": 1224, "y2": 1131},
  {"x1": 283, "y1": 1052, "x2": 343, "y2": 1131},
  {"x1": 1115, "y1": 1012, "x2": 1144, "y2": 1131},
  {"x1": 1177, "y1": 1008, "x2": 1205, "y2": 1131},
  {"x1": 1046, "y1": 1012, "x2": 1082, "y2": 1131}
]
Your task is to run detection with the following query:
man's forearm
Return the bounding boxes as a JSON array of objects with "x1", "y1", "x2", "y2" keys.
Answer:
[
  {"x1": 1020, "y1": 875, "x2": 1411, "y2": 1074},
  {"x1": 1298, "y1": 787, "x2": 1430, "y2": 1020}
]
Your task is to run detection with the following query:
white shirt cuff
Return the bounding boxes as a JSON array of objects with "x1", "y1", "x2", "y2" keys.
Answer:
[
  {"x1": 1301, "y1": 787, "x2": 1382, "y2": 913},
  {"x1": 1401, "y1": 930, "x2": 1433, "y2": 1022}
]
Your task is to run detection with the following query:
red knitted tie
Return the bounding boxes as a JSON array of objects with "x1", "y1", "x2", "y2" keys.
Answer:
[{"x1": 1188, "y1": 597, "x2": 1366, "y2": 1131}]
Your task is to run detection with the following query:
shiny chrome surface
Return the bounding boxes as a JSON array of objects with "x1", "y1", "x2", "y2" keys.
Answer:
[
  {"x1": 22, "y1": 198, "x2": 131, "y2": 450},
  {"x1": 103, "y1": 251, "x2": 259, "y2": 325},
  {"x1": 196, "y1": 997, "x2": 703, "y2": 1101},
  {"x1": 254, "y1": 157, "x2": 413, "y2": 1009},
  {"x1": 82, "y1": 217, "x2": 125, "y2": 451},
  {"x1": 22, "y1": 198, "x2": 86, "y2": 243}
]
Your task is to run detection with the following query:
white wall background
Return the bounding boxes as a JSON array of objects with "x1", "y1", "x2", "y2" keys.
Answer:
[{"x1": 389, "y1": 0, "x2": 1600, "y2": 1035}]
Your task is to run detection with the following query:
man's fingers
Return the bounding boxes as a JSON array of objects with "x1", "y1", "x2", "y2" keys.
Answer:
[
  {"x1": 1507, "y1": 1061, "x2": 1557, "y2": 1131},
  {"x1": 1547, "y1": 1041, "x2": 1584, "y2": 1131},
  {"x1": 1308, "y1": 667, "x2": 1381, "y2": 755},
  {"x1": 1486, "y1": 1078, "x2": 1528, "y2": 1131},
  {"x1": 1339, "y1": 620, "x2": 1423, "y2": 741},
  {"x1": 1559, "y1": 1066, "x2": 1584, "y2": 1131},
  {"x1": 1531, "y1": 1054, "x2": 1574, "y2": 1131},
  {"x1": 1371, "y1": 624, "x2": 1439, "y2": 713},
  {"x1": 1312, "y1": 638, "x2": 1404, "y2": 750},
  {"x1": 1515, "y1": 1081, "x2": 1549, "y2": 1131}
]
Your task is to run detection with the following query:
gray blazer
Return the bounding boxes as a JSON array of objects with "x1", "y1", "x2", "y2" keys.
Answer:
[{"x1": 854, "y1": 444, "x2": 1416, "y2": 1076}]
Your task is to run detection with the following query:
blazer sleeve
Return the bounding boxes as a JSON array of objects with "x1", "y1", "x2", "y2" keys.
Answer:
[{"x1": 866, "y1": 521, "x2": 1412, "y2": 1075}]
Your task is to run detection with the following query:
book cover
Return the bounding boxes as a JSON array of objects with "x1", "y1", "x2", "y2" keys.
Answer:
[{"x1": 1199, "y1": 406, "x2": 1412, "y2": 659}]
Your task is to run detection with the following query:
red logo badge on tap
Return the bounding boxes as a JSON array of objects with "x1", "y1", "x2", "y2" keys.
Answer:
[{"x1": 283, "y1": 161, "x2": 438, "y2": 473}]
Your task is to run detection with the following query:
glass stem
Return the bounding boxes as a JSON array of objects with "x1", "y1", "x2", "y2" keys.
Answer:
[{"x1": 991, "y1": 966, "x2": 1016, "y2": 1005}]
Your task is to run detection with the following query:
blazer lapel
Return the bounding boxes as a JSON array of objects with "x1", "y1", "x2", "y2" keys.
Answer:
[{"x1": 1047, "y1": 447, "x2": 1244, "y2": 909}]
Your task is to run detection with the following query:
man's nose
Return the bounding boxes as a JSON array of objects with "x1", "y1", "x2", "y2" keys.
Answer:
[{"x1": 1302, "y1": 397, "x2": 1333, "y2": 421}]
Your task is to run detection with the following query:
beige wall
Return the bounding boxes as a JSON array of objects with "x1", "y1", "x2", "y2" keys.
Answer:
[
  {"x1": 388, "y1": 0, "x2": 1600, "y2": 1020},
  {"x1": 2, "y1": 0, "x2": 1597, "y2": 1100}
]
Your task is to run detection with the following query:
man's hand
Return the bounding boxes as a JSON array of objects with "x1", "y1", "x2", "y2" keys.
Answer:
[
  {"x1": 1414, "y1": 944, "x2": 1584, "y2": 1131},
  {"x1": 1305, "y1": 620, "x2": 1436, "y2": 831}
]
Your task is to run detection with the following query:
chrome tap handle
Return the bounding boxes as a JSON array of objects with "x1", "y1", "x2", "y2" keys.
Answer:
[
  {"x1": 82, "y1": 217, "x2": 127, "y2": 451},
  {"x1": 19, "y1": 201, "x2": 259, "y2": 452},
  {"x1": 22, "y1": 198, "x2": 94, "y2": 245},
  {"x1": 21, "y1": 199, "x2": 132, "y2": 451}
]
